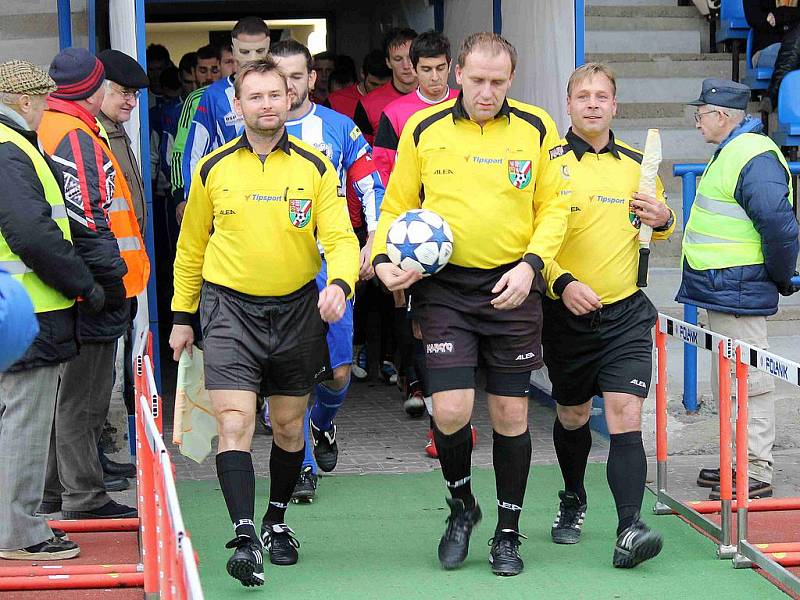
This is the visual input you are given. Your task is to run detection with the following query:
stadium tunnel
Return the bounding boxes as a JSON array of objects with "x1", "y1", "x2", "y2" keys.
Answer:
[{"x1": 56, "y1": 0, "x2": 585, "y2": 388}]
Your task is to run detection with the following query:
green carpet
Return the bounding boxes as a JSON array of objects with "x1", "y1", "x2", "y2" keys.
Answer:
[{"x1": 178, "y1": 464, "x2": 782, "y2": 599}]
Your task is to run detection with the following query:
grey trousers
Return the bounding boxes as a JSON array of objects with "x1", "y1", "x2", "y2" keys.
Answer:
[
  {"x1": 0, "y1": 364, "x2": 61, "y2": 550},
  {"x1": 44, "y1": 341, "x2": 116, "y2": 511},
  {"x1": 708, "y1": 310, "x2": 775, "y2": 484}
]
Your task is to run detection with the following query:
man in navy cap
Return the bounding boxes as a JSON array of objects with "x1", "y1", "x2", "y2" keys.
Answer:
[{"x1": 678, "y1": 78, "x2": 799, "y2": 500}]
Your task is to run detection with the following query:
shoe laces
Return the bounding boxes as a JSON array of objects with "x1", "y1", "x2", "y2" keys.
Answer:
[
  {"x1": 225, "y1": 535, "x2": 262, "y2": 552},
  {"x1": 555, "y1": 495, "x2": 585, "y2": 531},
  {"x1": 298, "y1": 467, "x2": 317, "y2": 487},
  {"x1": 265, "y1": 524, "x2": 300, "y2": 549},
  {"x1": 489, "y1": 530, "x2": 527, "y2": 556},
  {"x1": 443, "y1": 503, "x2": 477, "y2": 543}
]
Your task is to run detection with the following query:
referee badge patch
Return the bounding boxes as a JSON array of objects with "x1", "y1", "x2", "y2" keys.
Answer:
[
  {"x1": 508, "y1": 160, "x2": 532, "y2": 189},
  {"x1": 289, "y1": 199, "x2": 312, "y2": 228}
]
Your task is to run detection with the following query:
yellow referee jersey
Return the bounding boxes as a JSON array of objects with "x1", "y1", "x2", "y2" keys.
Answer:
[
  {"x1": 172, "y1": 129, "x2": 359, "y2": 318},
  {"x1": 545, "y1": 129, "x2": 676, "y2": 304},
  {"x1": 371, "y1": 93, "x2": 568, "y2": 271}
]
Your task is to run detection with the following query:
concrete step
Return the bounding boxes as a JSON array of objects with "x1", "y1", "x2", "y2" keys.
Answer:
[
  {"x1": 0, "y1": 12, "x2": 86, "y2": 42},
  {"x1": 616, "y1": 100, "x2": 762, "y2": 120},
  {"x1": 588, "y1": 15, "x2": 700, "y2": 32},
  {"x1": 0, "y1": 36, "x2": 88, "y2": 68},
  {"x1": 0, "y1": 0, "x2": 85, "y2": 15},
  {"x1": 587, "y1": 0, "x2": 679, "y2": 6},
  {"x1": 613, "y1": 125, "x2": 714, "y2": 160},
  {"x1": 587, "y1": 5, "x2": 699, "y2": 18},
  {"x1": 615, "y1": 76, "x2": 715, "y2": 104},
  {"x1": 587, "y1": 52, "x2": 734, "y2": 63},
  {"x1": 601, "y1": 57, "x2": 738, "y2": 79},
  {"x1": 587, "y1": 29, "x2": 701, "y2": 55}
]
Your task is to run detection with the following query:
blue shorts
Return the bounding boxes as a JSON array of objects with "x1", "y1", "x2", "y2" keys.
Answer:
[{"x1": 316, "y1": 259, "x2": 353, "y2": 370}]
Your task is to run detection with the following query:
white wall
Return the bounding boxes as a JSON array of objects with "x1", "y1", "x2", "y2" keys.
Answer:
[
  {"x1": 501, "y1": 0, "x2": 575, "y2": 134},
  {"x1": 443, "y1": 0, "x2": 493, "y2": 87}
]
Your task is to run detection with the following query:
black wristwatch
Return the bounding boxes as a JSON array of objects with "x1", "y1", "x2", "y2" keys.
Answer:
[{"x1": 653, "y1": 211, "x2": 674, "y2": 232}]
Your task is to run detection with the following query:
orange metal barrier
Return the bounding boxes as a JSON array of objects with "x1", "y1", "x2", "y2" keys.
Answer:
[
  {"x1": 0, "y1": 330, "x2": 203, "y2": 597},
  {"x1": 652, "y1": 313, "x2": 737, "y2": 559},
  {"x1": 730, "y1": 343, "x2": 800, "y2": 595}
]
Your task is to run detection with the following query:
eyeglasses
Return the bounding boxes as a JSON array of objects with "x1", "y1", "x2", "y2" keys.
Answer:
[
  {"x1": 107, "y1": 81, "x2": 140, "y2": 100},
  {"x1": 694, "y1": 109, "x2": 720, "y2": 123}
]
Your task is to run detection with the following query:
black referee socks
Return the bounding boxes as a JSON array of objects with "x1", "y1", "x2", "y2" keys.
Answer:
[
  {"x1": 434, "y1": 422, "x2": 475, "y2": 509},
  {"x1": 493, "y1": 429, "x2": 532, "y2": 533},
  {"x1": 216, "y1": 450, "x2": 258, "y2": 542},
  {"x1": 553, "y1": 418, "x2": 592, "y2": 504},
  {"x1": 264, "y1": 442, "x2": 305, "y2": 526},
  {"x1": 607, "y1": 431, "x2": 647, "y2": 535}
]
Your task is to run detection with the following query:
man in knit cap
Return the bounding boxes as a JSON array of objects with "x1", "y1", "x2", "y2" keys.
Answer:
[
  {"x1": 38, "y1": 47, "x2": 149, "y2": 521},
  {"x1": 0, "y1": 60, "x2": 104, "y2": 560}
]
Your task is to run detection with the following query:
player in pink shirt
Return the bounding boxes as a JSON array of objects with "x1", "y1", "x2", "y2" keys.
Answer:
[
  {"x1": 353, "y1": 28, "x2": 418, "y2": 145},
  {"x1": 373, "y1": 31, "x2": 460, "y2": 186},
  {"x1": 372, "y1": 31, "x2": 476, "y2": 457}
]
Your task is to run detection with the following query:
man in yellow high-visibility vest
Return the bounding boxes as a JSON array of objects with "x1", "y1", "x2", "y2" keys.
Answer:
[{"x1": 679, "y1": 77, "x2": 800, "y2": 500}]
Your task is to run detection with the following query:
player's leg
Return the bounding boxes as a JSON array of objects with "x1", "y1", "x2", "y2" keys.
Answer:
[
  {"x1": 309, "y1": 283, "x2": 353, "y2": 472},
  {"x1": 599, "y1": 291, "x2": 662, "y2": 568},
  {"x1": 430, "y1": 381, "x2": 480, "y2": 570},
  {"x1": 551, "y1": 401, "x2": 592, "y2": 545},
  {"x1": 603, "y1": 392, "x2": 662, "y2": 568},
  {"x1": 201, "y1": 283, "x2": 266, "y2": 587},
  {"x1": 485, "y1": 371, "x2": 532, "y2": 577},
  {"x1": 262, "y1": 394, "x2": 308, "y2": 566},
  {"x1": 210, "y1": 389, "x2": 264, "y2": 587}
]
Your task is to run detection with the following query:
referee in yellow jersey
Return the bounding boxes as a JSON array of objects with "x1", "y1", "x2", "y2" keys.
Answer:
[
  {"x1": 372, "y1": 33, "x2": 568, "y2": 576},
  {"x1": 543, "y1": 63, "x2": 674, "y2": 568},
  {"x1": 170, "y1": 58, "x2": 358, "y2": 587}
]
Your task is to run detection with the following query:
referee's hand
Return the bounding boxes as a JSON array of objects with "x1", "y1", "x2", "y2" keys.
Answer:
[
  {"x1": 491, "y1": 262, "x2": 535, "y2": 310},
  {"x1": 562, "y1": 281, "x2": 602, "y2": 316},
  {"x1": 169, "y1": 324, "x2": 195, "y2": 361},
  {"x1": 318, "y1": 284, "x2": 347, "y2": 323},
  {"x1": 375, "y1": 263, "x2": 423, "y2": 292}
]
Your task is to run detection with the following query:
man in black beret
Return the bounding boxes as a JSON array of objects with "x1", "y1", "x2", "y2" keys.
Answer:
[
  {"x1": 96, "y1": 49, "x2": 149, "y2": 487},
  {"x1": 98, "y1": 49, "x2": 149, "y2": 235}
]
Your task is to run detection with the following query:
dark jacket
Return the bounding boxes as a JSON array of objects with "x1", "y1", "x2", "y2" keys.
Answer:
[
  {"x1": 0, "y1": 112, "x2": 96, "y2": 370},
  {"x1": 745, "y1": 0, "x2": 800, "y2": 55},
  {"x1": 676, "y1": 117, "x2": 800, "y2": 316},
  {"x1": 43, "y1": 99, "x2": 129, "y2": 343}
]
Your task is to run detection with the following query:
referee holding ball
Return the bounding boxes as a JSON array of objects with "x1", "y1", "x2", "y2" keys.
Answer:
[{"x1": 372, "y1": 33, "x2": 567, "y2": 576}]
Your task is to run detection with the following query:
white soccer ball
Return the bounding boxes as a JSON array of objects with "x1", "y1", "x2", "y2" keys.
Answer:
[{"x1": 386, "y1": 209, "x2": 454, "y2": 276}]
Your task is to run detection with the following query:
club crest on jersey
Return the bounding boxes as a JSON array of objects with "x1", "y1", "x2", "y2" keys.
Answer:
[
  {"x1": 628, "y1": 200, "x2": 642, "y2": 229},
  {"x1": 289, "y1": 199, "x2": 312, "y2": 228},
  {"x1": 508, "y1": 160, "x2": 532, "y2": 189}
]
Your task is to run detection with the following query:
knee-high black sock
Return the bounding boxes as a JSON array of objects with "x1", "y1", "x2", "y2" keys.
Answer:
[
  {"x1": 553, "y1": 418, "x2": 592, "y2": 504},
  {"x1": 434, "y1": 422, "x2": 474, "y2": 509},
  {"x1": 607, "y1": 431, "x2": 647, "y2": 535},
  {"x1": 263, "y1": 441, "x2": 305, "y2": 526},
  {"x1": 216, "y1": 450, "x2": 258, "y2": 541},
  {"x1": 493, "y1": 429, "x2": 532, "y2": 532}
]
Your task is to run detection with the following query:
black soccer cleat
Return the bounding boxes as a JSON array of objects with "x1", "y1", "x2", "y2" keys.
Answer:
[
  {"x1": 225, "y1": 536, "x2": 265, "y2": 587},
  {"x1": 551, "y1": 490, "x2": 587, "y2": 545},
  {"x1": 291, "y1": 466, "x2": 318, "y2": 503},
  {"x1": 613, "y1": 518, "x2": 663, "y2": 569},
  {"x1": 437, "y1": 497, "x2": 482, "y2": 570},
  {"x1": 261, "y1": 522, "x2": 300, "y2": 566},
  {"x1": 311, "y1": 421, "x2": 339, "y2": 472},
  {"x1": 488, "y1": 529, "x2": 527, "y2": 576}
]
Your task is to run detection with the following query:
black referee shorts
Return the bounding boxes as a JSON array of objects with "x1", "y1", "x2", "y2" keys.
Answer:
[
  {"x1": 200, "y1": 281, "x2": 330, "y2": 398},
  {"x1": 542, "y1": 290, "x2": 657, "y2": 406},
  {"x1": 412, "y1": 261, "x2": 545, "y2": 396}
]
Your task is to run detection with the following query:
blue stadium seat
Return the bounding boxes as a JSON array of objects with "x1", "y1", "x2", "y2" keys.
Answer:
[
  {"x1": 716, "y1": 0, "x2": 750, "y2": 81},
  {"x1": 772, "y1": 70, "x2": 800, "y2": 149},
  {"x1": 743, "y1": 29, "x2": 779, "y2": 92},
  {"x1": 716, "y1": 0, "x2": 749, "y2": 44}
]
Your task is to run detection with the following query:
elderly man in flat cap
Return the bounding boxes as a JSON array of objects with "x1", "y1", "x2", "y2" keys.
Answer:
[
  {"x1": 96, "y1": 48, "x2": 150, "y2": 485},
  {"x1": 0, "y1": 60, "x2": 106, "y2": 560},
  {"x1": 678, "y1": 78, "x2": 799, "y2": 500},
  {"x1": 38, "y1": 47, "x2": 149, "y2": 521}
]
